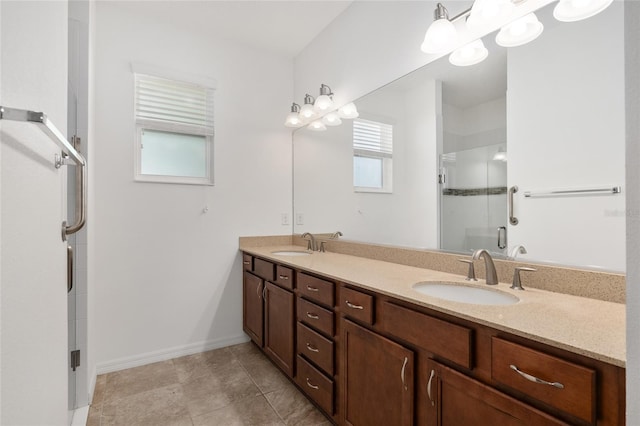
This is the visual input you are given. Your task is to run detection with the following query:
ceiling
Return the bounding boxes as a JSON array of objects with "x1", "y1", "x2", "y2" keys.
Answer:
[{"x1": 107, "y1": 0, "x2": 353, "y2": 58}]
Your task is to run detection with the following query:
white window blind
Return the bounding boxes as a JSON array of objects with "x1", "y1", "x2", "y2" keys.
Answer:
[
  {"x1": 135, "y1": 73, "x2": 214, "y2": 133},
  {"x1": 353, "y1": 118, "x2": 393, "y2": 158}
]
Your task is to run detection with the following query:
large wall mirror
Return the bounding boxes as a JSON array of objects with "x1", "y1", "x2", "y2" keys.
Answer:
[{"x1": 293, "y1": 1, "x2": 625, "y2": 272}]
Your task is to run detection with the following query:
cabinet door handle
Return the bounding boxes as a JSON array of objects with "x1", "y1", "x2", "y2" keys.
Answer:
[
  {"x1": 256, "y1": 282, "x2": 262, "y2": 299},
  {"x1": 262, "y1": 286, "x2": 267, "y2": 300},
  {"x1": 509, "y1": 364, "x2": 564, "y2": 389},
  {"x1": 401, "y1": 357, "x2": 408, "y2": 391},
  {"x1": 427, "y1": 369, "x2": 435, "y2": 406},
  {"x1": 345, "y1": 301, "x2": 364, "y2": 310},
  {"x1": 306, "y1": 312, "x2": 320, "y2": 320},
  {"x1": 278, "y1": 274, "x2": 289, "y2": 280},
  {"x1": 306, "y1": 285, "x2": 319, "y2": 292},
  {"x1": 243, "y1": 260, "x2": 250, "y2": 265},
  {"x1": 306, "y1": 343, "x2": 320, "y2": 353},
  {"x1": 306, "y1": 378, "x2": 319, "y2": 390}
]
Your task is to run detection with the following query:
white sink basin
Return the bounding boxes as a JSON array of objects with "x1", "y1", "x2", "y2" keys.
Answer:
[
  {"x1": 413, "y1": 282, "x2": 519, "y2": 306},
  {"x1": 271, "y1": 250, "x2": 311, "y2": 256}
]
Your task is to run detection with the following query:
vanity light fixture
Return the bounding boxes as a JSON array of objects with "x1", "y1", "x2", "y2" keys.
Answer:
[
  {"x1": 322, "y1": 111, "x2": 342, "y2": 126},
  {"x1": 314, "y1": 84, "x2": 335, "y2": 113},
  {"x1": 284, "y1": 103, "x2": 302, "y2": 127},
  {"x1": 337, "y1": 102, "x2": 359, "y2": 119},
  {"x1": 299, "y1": 94, "x2": 317, "y2": 120},
  {"x1": 495, "y1": 13, "x2": 544, "y2": 47},
  {"x1": 449, "y1": 39, "x2": 489, "y2": 67},
  {"x1": 466, "y1": 0, "x2": 515, "y2": 33},
  {"x1": 493, "y1": 147, "x2": 508, "y2": 162},
  {"x1": 307, "y1": 120, "x2": 327, "y2": 131},
  {"x1": 421, "y1": 3, "x2": 458, "y2": 54},
  {"x1": 553, "y1": 0, "x2": 614, "y2": 22}
]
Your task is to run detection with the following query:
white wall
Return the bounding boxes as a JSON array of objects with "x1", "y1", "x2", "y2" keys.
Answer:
[
  {"x1": 443, "y1": 97, "x2": 506, "y2": 153},
  {"x1": 0, "y1": 1, "x2": 69, "y2": 424},
  {"x1": 506, "y1": 3, "x2": 625, "y2": 271},
  {"x1": 625, "y1": 1, "x2": 640, "y2": 423},
  {"x1": 92, "y1": 2, "x2": 293, "y2": 372}
]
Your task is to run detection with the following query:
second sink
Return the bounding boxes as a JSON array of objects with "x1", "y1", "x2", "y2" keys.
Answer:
[{"x1": 413, "y1": 282, "x2": 519, "y2": 306}]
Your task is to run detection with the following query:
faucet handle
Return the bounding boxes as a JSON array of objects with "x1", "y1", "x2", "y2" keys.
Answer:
[
  {"x1": 319, "y1": 241, "x2": 327, "y2": 252},
  {"x1": 458, "y1": 259, "x2": 477, "y2": 282},
  {"x1": 511, "y1": 267, "x2": 536, "y2": 290}
]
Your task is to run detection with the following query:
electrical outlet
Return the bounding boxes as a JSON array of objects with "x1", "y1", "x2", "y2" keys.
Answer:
[
  {"x1": 281, "y1": 213, "x2": 290, "y2": 225},
  {"x1": 296, "y1": 213, "x2": 304, "y2": 225}
]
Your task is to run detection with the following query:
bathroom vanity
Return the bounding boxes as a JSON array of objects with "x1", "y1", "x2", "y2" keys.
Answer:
[{"x1": 240, "y1": 242, "x2": 625, "y2": 426}]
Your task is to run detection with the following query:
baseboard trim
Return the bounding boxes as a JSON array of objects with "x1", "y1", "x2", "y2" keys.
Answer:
[{"x1": 95, "y1": 334, "x2": 250, "y2": 375}]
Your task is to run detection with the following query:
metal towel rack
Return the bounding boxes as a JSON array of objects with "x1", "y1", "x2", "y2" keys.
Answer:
[
  {"x1": 1, "y1": 106, "x2": 87, "y2": 241},
  {"x1": 524, "y1": 186, "x2": 622, "y2": 198}
]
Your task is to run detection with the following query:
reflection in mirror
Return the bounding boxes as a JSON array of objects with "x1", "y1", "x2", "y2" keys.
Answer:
[{"x1": 293, "y1": 1, "x2": 625, "y2": 272}]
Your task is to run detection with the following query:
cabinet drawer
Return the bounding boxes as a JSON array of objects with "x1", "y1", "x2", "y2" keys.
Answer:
[
  {"x1": 297, "y1": 322, "x2": 334, "y2": 375},
  {"x1": 491, "y1": 337, "x2": 596, "y2": 424},
  {"x1": 340, "y1": 286, "x2": 374, "y2": 325},
  {"x1": 379, "y1": 302, "x2": 473, "y2": 369},
  {"x1": 242, "y1": 253, "x2": 253, "y2": 271},
  {"x1": 274, "y1": 265, "x2": 294, "y2": 290},
  {"x1": 253, "y1": 258, "x2": 275, "y2": 281},
  {"x1": 297, "y1": 297, "x2": 334, "y2": 337},
  {"x1": 296, "y1": 355, "x2": 334, "y2": 415},
  {"x1": 298, "y1": 273, "x2": 334, "y2": 307}
]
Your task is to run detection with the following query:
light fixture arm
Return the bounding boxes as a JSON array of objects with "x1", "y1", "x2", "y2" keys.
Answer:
[
  {"x1": 319, "y1": 84, "x2": 333, "y2": 97},
  {"x1": 290, "y1": 103, "x2": 301, "y2": 113},
  {"x1": 303, "y1": 94, "x2": 315, "y2": 105}
]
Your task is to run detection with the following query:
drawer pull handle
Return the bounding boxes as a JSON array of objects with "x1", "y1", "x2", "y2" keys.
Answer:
[
  {"x1": 306, "y1": 286, "x2": 319, "y2": 292},
  {"x1": 278, "y1": 275, "x2": 289, "y2": 280},
  {"x1": 243, "y1": 261, "x2": 250, "y2": 265},
  {"x1": 401, "y1": 357, "x2": 408, "y2": 391},
  {"x1": 306, "y1": 312, "x2": 320, "y2": 320},
  {"x1": 306, "y1": 343, "x2": 320, "y2": 353},
  {"x1": 346, "y1": 301, "x2": 364, "y2": 310},
  {"x1": 306, "y1": 378, "x2": 319, "y2": 390},
  {"x1": 427, "y1": 369, "x2": 435, "y2": 406},
  {"x1": 509, "y1": 365, "x2": 564, "y2": 389}
]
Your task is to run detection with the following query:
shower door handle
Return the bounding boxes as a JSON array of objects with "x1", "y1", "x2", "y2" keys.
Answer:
[
  {"x1": 67, "y1": 245, "x2": 73, "y2": 293},
  {"x1": 497, "y1": 227, "x2": 507, "y2": 250}
]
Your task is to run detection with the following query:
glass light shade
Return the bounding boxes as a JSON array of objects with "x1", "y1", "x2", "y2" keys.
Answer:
[
  {"x1": 284, "y1": 112, "x2": 302, "y2": 127},
  {"x1": 553, "y1": 0, "x2": 613, "y2": 22},
  {"x1": 496, "y1": 13, "x2": 544, "y2": 47},
  {"x1": 307, "y1": 120, "x2": 327, "y2": 131},
  {"x1": 449, "y1": 39, "x2": 489, "y2": 66},
  {"x1": 299, "y1": 103, "x2": 317, "y2": 120},
  {"x1": 322, "y1": 112, "x2": 342, "y2": 126},
  {"x1": 421, "y1": 19, "x2": 458, "y2": 54},
  {"x1": 467, "y1": 0, "x2": 515, "y2": 33},
  {"x1": 337, "y1": 103, "x2": 359, "y2": 119},
  {"x1": 493, "y1": 149, "x2": 507, "y2": 162},
  {"x1": 314, "y1": 94, "x2": 334, "y2": 113}
]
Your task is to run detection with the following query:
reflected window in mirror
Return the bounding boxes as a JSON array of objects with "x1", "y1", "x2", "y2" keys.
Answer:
[{"x1": 353, "y1": 118, "x2": 393, "y2": 193}]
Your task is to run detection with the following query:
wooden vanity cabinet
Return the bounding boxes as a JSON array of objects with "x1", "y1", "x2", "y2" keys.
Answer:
[
  {"x1": 242, "y1": 271, "x2": 264, "y2": 346},
  {"x1": 264, "y1": 281, "x2": 295, "y2": 376}
]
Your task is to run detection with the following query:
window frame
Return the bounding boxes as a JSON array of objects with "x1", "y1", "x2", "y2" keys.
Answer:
[
  {"x1": 353, "y1": 117, "x2": 394, "y2": 194},
  {"x1": 132, "y1": 65, "x2": 216, "y2": 186}
]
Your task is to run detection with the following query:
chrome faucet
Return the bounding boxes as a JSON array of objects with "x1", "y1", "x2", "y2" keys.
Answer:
[
  {"x1": 330, "y1": 231, "x2": 343, "y2": 239},
  {"x1": 301, "y1": 232, "x2": 316, "y2": 251},
  {"x1": 471, "y1": 249, "x2": 499, "y2": 285},
  {"x1": 509, "y1": 245, "x2": 527, "y2": 260}
]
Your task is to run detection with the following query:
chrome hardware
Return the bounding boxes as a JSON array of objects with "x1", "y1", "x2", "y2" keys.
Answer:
[
  {"x1": 497, "y1": 226, "x2": 507, "y2": 250},
  {"x1": 401, "y1": 357, "x2": 408, "y2": 391},
  {"x1": 63, "y1": 150, "x2": 87, "y2": 241},
  {"x1": 301, "y1": 232, "x2": 316, "y2": 251},
  {"x1": 330, "y1": 231, "x2": 343, "y2": 239},
  {"x1": 278, "y1": 275, "x2": 289, "y2": 280},
  {"x1": 511, "y1": 267, "x2": 536, "y2": 291},
  {"x1": 70, "y1": 349, "x2": 81, "y2": 372},
  {"x1": 262, "y1": 286, "x2": 267, "y2": 300},
  {"x1": 319, "y1": 241, "x2": 327, "y2": 252},
  {"x1": 508, "y1": 185, "x2": 519, "y2": 225},
  {"x1": 306, "y1": 312, "x2": 320, "y2": 320},
  {"x1": 346, "y1": 301, "x2": 364, "y2": 310},
  {"x1": 67, "y1": 245, "x2": 73, "y2": 293},
  {"x1": 306, "y1": 286, "x2": 319, "y2": 292},
  {"x1": 256, "y1": 282, "x2": 262, "y2": 299},
  {"x1": 306, "y1": 343, "x2": 320, "y2": 353},
  {"x1": 427, "y1": 370, "x2": 435, "y2": 406},
  {"x1": 509, "y1": 364, "x2": 564, "y2": 389},
  {"x1": 524, "y1": 186, "x2": 622, "y2": 198},
  {"x1": 509, "y1": 245, "x2": 527, "y2": 259},
  {"x1": 458, "y1": 259, "x2": 477, "y2": 281},
  {"x1": 471, "y1": 249, "x2": 499, "y2": 285},
  {"x1": 306, "y1": 378, "x2": 319, "y2": 390},
  {"x1": 243, "y1": 260, "x2": 250, "y2": 265}
]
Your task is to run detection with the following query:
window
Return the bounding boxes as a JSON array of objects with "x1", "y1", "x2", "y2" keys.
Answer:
[
  {"x1": 134, "y1": 72, "x2": 214, "y2": 185},
  {"x1": 353, "y1": 118, "x2": 393, "y2": 193}
]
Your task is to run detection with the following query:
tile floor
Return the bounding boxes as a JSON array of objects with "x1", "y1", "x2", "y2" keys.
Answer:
[{"x1": 87, "y1": 342, "x2": 331, "y2": 426}]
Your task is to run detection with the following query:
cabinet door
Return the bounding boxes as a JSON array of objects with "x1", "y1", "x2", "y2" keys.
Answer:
[
  {"x1": 264, "y1": 282, "x2": 294, "y2": 376},
  {"x1": 425, "y1": 359, "x2": 568, "y2": 426},
  {"x1": 342, "y1": 319, "x2": 414, "y2": 426},
  {"x1": 243, "y1": 271, "x2": 264, "y2": 347}
]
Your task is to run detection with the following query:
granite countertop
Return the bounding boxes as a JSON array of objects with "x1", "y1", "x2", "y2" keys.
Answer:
[{"x1": 241, "y1": 245, "x2": 626, "y2": 368}]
